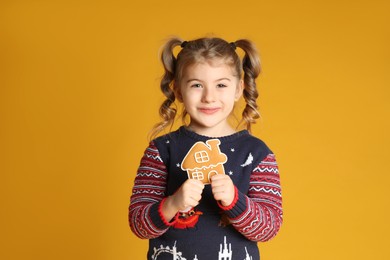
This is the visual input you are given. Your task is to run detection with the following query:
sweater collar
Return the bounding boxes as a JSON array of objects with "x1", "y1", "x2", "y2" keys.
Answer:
[{"x1": 179, "y1": 126, "x2": 249, "y2": 143}]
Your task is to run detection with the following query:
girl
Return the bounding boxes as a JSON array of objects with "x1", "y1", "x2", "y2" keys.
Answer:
[{"x1": 129, "y1": 37, "x2": 282, "y2": 260}]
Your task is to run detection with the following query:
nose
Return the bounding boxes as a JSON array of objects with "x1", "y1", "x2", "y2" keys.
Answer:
[{"x1": 201, "y1": 87, "x2": 216, "y2": 103}]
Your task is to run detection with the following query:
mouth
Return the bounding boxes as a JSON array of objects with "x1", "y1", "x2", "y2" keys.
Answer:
[{"x1": 198, "y1": 108, "x2": 220, "y2": 115}]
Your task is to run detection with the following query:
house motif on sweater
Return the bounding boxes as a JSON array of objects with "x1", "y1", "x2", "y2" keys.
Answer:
[{"x1": 181, "y1": 139, "x2": 227, "y2": 184}]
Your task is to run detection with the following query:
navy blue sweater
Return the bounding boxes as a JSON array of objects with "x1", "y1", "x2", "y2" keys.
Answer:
[{"x1": 129, "y1": 126, "x2": 282, "y2": 260}]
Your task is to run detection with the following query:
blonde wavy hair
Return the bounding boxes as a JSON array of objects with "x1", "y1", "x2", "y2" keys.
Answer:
[{"x1": 150, "y1": 37, "x2": 261, "y2": 139}]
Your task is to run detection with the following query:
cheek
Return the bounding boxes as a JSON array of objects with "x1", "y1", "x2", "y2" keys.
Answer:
[
  {"x1": 222, "y1": 91, "x2": 239, "y2": 104},
  {"x1": 183, "y1": 89, "x2": 201, "y2": 100},
  {"x1": 181, "y1": 92, "x2": 197, "y2": 107}
]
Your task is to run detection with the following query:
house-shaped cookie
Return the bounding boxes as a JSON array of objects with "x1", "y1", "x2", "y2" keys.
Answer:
[{"x1": 181, "y1": 139, "x2": 227, "y2": 184}]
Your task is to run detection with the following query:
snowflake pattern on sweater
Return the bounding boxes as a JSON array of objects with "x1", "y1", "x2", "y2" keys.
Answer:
[{"x1": 129, "y1": 127, "x2": 283, "y2": 259}]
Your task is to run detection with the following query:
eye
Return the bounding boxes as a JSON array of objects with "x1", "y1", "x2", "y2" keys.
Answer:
[
  {"x1": 217, "y1": 83, "x2": 227, "y2": 88},
  {"x1": 191, "y1": 83, "x2": 202, "y2": 88}
]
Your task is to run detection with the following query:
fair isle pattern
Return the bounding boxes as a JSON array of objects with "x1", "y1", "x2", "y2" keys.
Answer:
[
  {"x1": 129, "y1": 142, "x2": 169, "y2": 239},
  {"x1": 129, "y1": 143, "x2": 282, "y2": 242},
  {"x1": 129, "y1": 127, "x2": 283, "y2": 259},
  {"x1": 229, "y1": 154, "x2": 282, "y2": 242}
]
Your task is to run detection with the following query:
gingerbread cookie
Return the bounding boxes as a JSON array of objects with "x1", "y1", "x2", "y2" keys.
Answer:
[{"x1": 181, "y1": 139, "x2": 227, "y2": 184}]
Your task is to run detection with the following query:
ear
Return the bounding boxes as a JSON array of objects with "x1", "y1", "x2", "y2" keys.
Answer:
[
  {"x1": 235, "y1": 79, "x2": 244, "y2": 101},
  {"x1": 174, "y1": 84, "x2": 183, "y2": 103}
]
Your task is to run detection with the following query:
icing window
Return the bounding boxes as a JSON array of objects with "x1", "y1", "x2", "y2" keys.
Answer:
[
  {"x1": 192, "y1": 172, "x2": 204, "y2": 180},
  {"x1": 194, "y1": 151, "x2": 209, "y2": 163}
]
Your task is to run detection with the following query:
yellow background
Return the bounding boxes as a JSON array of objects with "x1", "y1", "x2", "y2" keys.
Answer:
[{"x1": 1, "y1": 0, "x2": 389, "y2": 259}]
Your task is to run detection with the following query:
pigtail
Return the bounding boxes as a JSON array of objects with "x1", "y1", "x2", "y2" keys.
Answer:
[
  {"x1": 235, "y1": 39, "x2": 262, "y2": 132},
  {"x1": 149, "y1": 37, "x2": 183, "y2": 139}
]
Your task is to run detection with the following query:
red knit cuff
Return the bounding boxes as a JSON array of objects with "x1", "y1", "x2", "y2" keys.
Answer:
[
  {"x1": 158, "y1": 198, "x2": 179, "y2": 226},
  {"x1": 217, "y1": 186, "x2": 239, "y2": 211}
]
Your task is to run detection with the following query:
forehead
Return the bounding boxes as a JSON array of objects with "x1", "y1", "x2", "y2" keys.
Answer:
[{"x1": 183, "y1": 59, "x2": 236, "y2": 79}]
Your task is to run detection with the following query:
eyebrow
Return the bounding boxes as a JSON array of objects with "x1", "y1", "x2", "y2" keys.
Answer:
[{"x1": 186, "y1": 78, "x2": 232, "y2": 83}]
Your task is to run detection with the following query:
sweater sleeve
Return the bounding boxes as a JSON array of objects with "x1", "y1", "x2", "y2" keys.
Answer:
[
  {"x1": 128, "y1": 142, "x2": 174, "y2": 239},
  {"x1": 219, "y1": 153, "x2": 283, "y2": 242}
]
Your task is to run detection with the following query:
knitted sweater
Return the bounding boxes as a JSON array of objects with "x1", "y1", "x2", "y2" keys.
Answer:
[{"x1": 129, "y1": 126, "x2": 283, "y2": 260}]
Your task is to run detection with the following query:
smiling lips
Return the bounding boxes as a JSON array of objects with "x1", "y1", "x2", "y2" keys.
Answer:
[{"x1": 198, "y1": 107, "x2": 221, "y2": 115}]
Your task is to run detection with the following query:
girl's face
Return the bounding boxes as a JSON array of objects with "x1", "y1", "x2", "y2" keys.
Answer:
[{"x1": 178, "y1": 60, "x2": 243, "y2": 137}]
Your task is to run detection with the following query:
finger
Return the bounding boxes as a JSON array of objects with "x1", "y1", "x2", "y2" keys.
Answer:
[
  {"x1": 186, "y1": 197, "x2": 201, "y2": 208},
  {"x1": 211, "y1": 175, "x2": 231, "y2": 187},
  {"x1": 211, "y1": 180, "x2": 230, "y2": 190},
  {"x1": 211, "y1": 174, "x2": 229, "y2": 181},
  {"x1": 187, "y1": 187, "x2": 204, "y2": 198},
  {"x1": 184, "y1": 181, "x2": 204, "y2": 194},
  {"x1": 189, "y1": 191, "x2": 202, "y2": 202},
  {"x1": 213, "y1": 188, "x2": 226, "y2": 197},
  {"x1": 185, "y1": 179, "x2": 205, "y2": 191},
  {"x1": 190, "y1": 179, "x2": 205, "y2": 189}
]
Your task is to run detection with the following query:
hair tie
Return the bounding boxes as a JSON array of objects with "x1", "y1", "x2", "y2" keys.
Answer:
[
  {"x1": 181, "y1": 41, "x2": 188, "y2": 48},
  {"x1": 229, "y1": 42, "x2": 237, "y2": 50}
]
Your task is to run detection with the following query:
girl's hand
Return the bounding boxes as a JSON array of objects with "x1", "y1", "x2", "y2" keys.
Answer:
[
  {"x1": 210, "y1": 174, "x2": 235, "y2": 207},
  {"x1": 167, "y1": 179, "x2": 205, "y2": 212}
]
